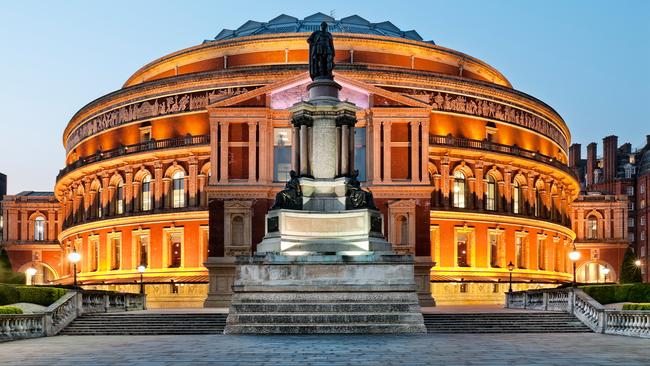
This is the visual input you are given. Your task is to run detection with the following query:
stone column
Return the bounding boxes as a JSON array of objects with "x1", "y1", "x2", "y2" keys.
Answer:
[
  {"x1": 372, "y1": 120, "x2": 381, "y2": 182},
  {"x1": 47, "y1": 209, "x2": 55, "y2": 241},
  {"x1": 474, "y1": 162, "x2": 484, "y2": 209},
  {"x1": 20, "y1": 211, "x2": 28, "y2": 240},
  {"x1": 341, "y1": 124, "x2": 349, "y2": 175},
  {"x1": 576, "y1": 209, "x2": 585, "y2": 239},
  {"x1": 441, "y1": 156, "x2": 450, "y2": 207},
  {"x1": 604, "y1": 208, "x2": 611, "y2": 239},
  {"x1": 300, "y1": 124, "x2": 308, "y2": 176},
  {"x1": 189, "y1": 157, "x2": 198, "y2": 207},
  {"x1": 382, "y1": 122, "x2": 392, "y2": 183},
  {"x1": 414, "y1": 256, "x2": 436, "y2": 307},
  {"x1": 209, "y1": 120, "x2": 219, "y2": 185},
  {"x1": 420, "y1": 119, "x2": 430, "y2": 184},
  {"x1": 348, "y1": 123, "x2": 355, "y2": 173},
  {"x1": 292, "y1": 125, "x2": 300, "y2": 173},
  {"x1": 153, "y1": 162, "x2": 163, "y2": 210},
  {"x1": 132, "y1": 181, "x2": 141, "y2": 213},
  {"x1": 248, "y1": 122, "x2": 257, "y2": 183},
  {"x1": 410, "y1": 121, "x2": 420, "y2": 182},
  {"x1": 504, "y1": 168, "x2": 512, "y2": 213},
  {"x1": 124, "y1": 168, "x2": 133, "y2": 213},
  {"x1": 219, "y1": 122, "x2": 229, "y2": 183}
]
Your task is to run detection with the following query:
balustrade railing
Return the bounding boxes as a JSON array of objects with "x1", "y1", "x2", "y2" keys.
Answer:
[
  {"x1": 0, "y1": 290, "x2": 145, "y2": 342},
  {"x1": 57, "y1": 134, "x2": 210, "y2": 181},
  {"x1": 506, "y1": 287, "x2": 650, "y2": 338}
]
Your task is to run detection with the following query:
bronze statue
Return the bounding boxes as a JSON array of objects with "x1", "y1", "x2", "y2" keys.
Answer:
[
  {"x1": 345, "y1": 170, "x2": 377, "y2": 210},
  {"x1": 271, "y1": 170, "x2": 303, "y2": 210},
  {"x1": 307, "y1": 22, "x2": 335, "y2": 80}
]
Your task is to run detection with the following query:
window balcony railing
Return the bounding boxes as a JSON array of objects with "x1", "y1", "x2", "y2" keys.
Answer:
[
  {"x1": 57, "y1": 134, "x2": 210, "y2": 182},
  {"x1": 429, "y1": 134, "x2": 577, "y2": 179},
  {"x1": 62, "y1": 205, "x2": 206, "y2": 230}
]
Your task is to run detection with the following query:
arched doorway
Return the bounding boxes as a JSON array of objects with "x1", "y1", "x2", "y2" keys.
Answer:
[
  {"x1": 18, "y1": 262, "x2": 59, "y2": 285},
  {"x1": 576, "y1": 261, "x2": 616, "y2": 283}
]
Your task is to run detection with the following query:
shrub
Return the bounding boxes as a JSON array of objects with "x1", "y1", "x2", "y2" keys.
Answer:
[
  {"x1": 14, "y1": 286, "x2": 67, "y2": 306},
  {"x1": 0, "y1": 305, "x2": 23, "y2": 314},
  {"x1": 622, "y1": 303, "x2": 650, "y2": 310},
  {"x1": 0, "y1": 249, "x2": 26, "y2": 284},
  {"x1": 0, "y1": 284, "x2": 20, "y2": 305},
  {"x1": 628, "y1": 284, "x2": 650, "y2": 303},
  {"x1": 620, "y1": 248, "x2": 642, "y2": 283}
]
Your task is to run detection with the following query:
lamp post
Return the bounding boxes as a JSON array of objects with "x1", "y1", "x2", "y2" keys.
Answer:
[
  {"x1": 507, "y1": 261, "x2": 515, "y2": 293},
  {"x1": 68, "y1": 250, "x2": 81, "y2": 288},
  {"x1": 634, "y1": 259, "x2": 642, "y2": 268},
  {"x1": 137, "y1": 265, "x2": 146, "y2": 294},
  {"x1": 602, "y1": 267, "x2": 610, "y2": 284},
  {"x1": 569, "y1": 249, "x2": 581, "y2": 287},
  {"x1": 25, "y1": 267, "x2": 37, "y2": 285}
]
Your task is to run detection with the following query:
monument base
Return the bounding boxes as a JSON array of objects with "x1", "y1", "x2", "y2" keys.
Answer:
[{"x1": 224, "y1": 253, "x2": 426, "y2": 334}]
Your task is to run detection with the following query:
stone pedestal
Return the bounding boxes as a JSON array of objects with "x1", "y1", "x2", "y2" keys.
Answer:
[
  {"x1": 225, "y1": 253, "x2": 426, "y2": 334},
  {"x1": 414, "y1": 256, "x2": 436, "y2": 307},
  {"x1": 203, "y1": 257, "x2": 236, "y2": 307}
]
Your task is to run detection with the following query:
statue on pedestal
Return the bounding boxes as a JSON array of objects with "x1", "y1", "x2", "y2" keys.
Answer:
[
  {"x1": 307, "y1": 22, "x2": 335, "y2": 80},
  {"x1": 346, "y1": 170, "x2": 377, "y2": 210},
  {"x1": 271, "y1": 170, "x2": 303, "y2": 210}
]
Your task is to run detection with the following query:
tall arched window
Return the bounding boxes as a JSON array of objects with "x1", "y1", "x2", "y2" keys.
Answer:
[
  {"x1": 586, "y1": 216, "x2": 598, "y2": 239},
  {"x1": 141, "y1": 175, "x2": 152, "y2": 211},
  {"x1": 34, "y1": 217, "x2": 45, "y2": 241},
  {"x1": 485, "y1": 175, "x2": 497, "y2": 211},
  {"x1": 93, "y1": 188, "x2": 102, "y2": 218},
  {"x1": 172, "y1": 171, "x2": 185, "y2": 208},
  {"x1": 453, "y1": 171, "x2": 466, "y2": 208},
  {"x1": 512, "y1": 181, "x2": 521, "y2": 214},
  {"x1": 116, "y1": 182, "x2": 125, "y2": 214}
]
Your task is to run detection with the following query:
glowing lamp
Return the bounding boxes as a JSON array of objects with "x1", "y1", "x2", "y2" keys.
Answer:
[
  {"x1": 68, "y1": 252, "x2": 81, "y2": 263},
  {"x1": 568, "y1": 250, "x2": 581, "y2": 262},
  {"x1": 25, "y1": 267, "x2": 37, "y2": 277},
  {"x1": 137, "y1": 265, "x2": 146, "y2": 273},
  {"x1": 634, "y1": 259, "x2": 642, "y2": 267}
]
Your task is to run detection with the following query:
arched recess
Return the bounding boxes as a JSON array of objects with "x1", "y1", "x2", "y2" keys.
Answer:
[
  {"x1": 28, "y1": 211, "x2": 47, "y2": 241},
  {"x1": 18, "y1": 262, "x2": 59, "y2": 285},
  {"x1": 134, "y1": 167, "x2": 153, "y2": 211},
  {"x1": 585, "y1": 210, "x2": 604, "y2": 239},
  {"x1": 108, "y1": 172, "x2": 125, "y2": 215},
  {"x1": 534, "y1": 178, "x2": 546, "y2": 217},
  {"x1": 512, "y1": 173, "x2": 527, "y2": 214},
  {"x1": 576, "y1": 260, "x2": 616, "y2": 283}
]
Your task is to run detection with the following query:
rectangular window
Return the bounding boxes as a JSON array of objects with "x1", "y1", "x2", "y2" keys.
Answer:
[
  {"x1": 641, "y1": 184, "x2": 646, "y2": 194},
  {"x1": 172, "y1": 175, "x2": 185, "y2": 208},
  {"x1": 641, "y1": 217, "x2": 645, "y2": 226},
  {"x1": 137, "y1": 234, "x2": 149, "y2": 267},
  {"x1": 354, "y1": 127, "x2": 366, "y2": 181},
  {"x1": 641, "y1": 199, "x2": 646, "y2": 209},
  {"x1": 515, "y1": 236, "x2": 524, "y2": 268},
  {"x1": 457, "y1": 232, "x2": 469, "y2": 267},
  {"x1": 629, "y1": 202, "x2": 635, "y2": 211},
  {"x1": 116, "y1": 185, "x2": 124, "y2": 214},
  {"x1": 627, "y1": 186, "x2": 634, "y2": 196},
  {"x1": 141, "y1": 180, "x2": 151, "y2": 211},
  {"x1": 169, "y1": 233, "x2": 182, "y2": 268},
  {"x1": 90, "y1": 237, "x2": 99, "y2": 272},
  {"x1": 273, "y1": 128, "x2": 292, "y2": 182},
  {"x1": 110, "y1": 236, "x2": 121, "y2": 270},
  {"x1": 489, "y1": 232, "x2": 499, "y2": 268},
  {"x1": 629, "y1": 218, "x2": 635, "y2": 228},
  {"x1": 537, "y1": 238, "x2": 545, "y2": 270},
  {"x1": 642, "y1": 231, "x2": 646, "y2": 241}
]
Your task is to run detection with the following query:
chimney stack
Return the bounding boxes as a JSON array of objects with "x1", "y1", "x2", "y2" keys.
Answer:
[
  {"x1": 603, "y1": 135, "x2": 618, "y2": 183},
  {"x1": 587, "y1": 142, "x2": 597, "y2": 186},
  {"x1": 569, "y1": 143, "x2": 581, "y2": 168}
]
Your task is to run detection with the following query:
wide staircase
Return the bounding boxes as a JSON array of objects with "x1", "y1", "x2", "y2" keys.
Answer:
[
  {"x1": 60, "y1": 313, "x2": 227, "y2": 335},
  {"x1": 423, "y1": 312, "x2": 591, "y2": 333}
]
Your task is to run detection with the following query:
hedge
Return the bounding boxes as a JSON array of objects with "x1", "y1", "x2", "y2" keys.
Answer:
[
  {"x1": 14, "y1": 286, "x2": 67, "y2": 306},
  {"x1": 0, "y1": 285, "x2": 21, "y2": 306},
  {"x1": 0, "y1": 305, "x2": 23, "y2": 314},
  {"x1": 581, "y1": 284, "x2": 650, "y2": 304},
  {"x1": 0, "y1": 284, "x2": 66, "y2": 306},
  {"x1": 622, "y1": 303, "x2": 650, "y2": 310}
]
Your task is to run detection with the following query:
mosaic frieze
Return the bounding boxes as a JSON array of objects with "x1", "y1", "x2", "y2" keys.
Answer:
[
  {"x1": 395, "y1": 88, "x2": 568, "y2": 151},
  {"x1": 66, "y1": 86, "x2": 258, "y2": 152}
]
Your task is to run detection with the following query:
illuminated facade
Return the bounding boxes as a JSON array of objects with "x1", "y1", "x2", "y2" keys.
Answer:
[{"x1": 3, "y1": 13, "x2": 582, "y2": 306}]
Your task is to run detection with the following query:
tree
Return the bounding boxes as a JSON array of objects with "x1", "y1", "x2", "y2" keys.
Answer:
[
  {"x1": 0, "y1": 248, "x2": 25, "y2": 284},
  {"x1": 620, "y1": 248, "x2": 642, "y2": 283}
]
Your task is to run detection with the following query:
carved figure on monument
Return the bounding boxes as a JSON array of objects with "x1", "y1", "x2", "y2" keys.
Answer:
[
  {"x1": 345, "y1": 170, "x2": 377, "y2": 210},
  {"x1": 270, "y1": 170, "x2": 303, "y2": 210},
  {"x1": 307, "y1": 22, "x2": 335, "y2": 80}
]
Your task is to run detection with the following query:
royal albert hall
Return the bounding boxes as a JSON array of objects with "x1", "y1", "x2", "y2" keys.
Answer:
[{"x1": 53, "y1": 13, "x2": 579, "y2": 307}]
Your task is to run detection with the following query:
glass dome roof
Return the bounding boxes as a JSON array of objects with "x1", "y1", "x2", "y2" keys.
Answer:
[{"x1": 208, "y1": 13, "x2": 433, "y2": 44}]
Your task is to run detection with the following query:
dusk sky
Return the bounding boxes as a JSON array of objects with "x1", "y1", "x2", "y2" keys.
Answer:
[{"x1": 0, "y1": 0, "x2": 648, "y2": 194}]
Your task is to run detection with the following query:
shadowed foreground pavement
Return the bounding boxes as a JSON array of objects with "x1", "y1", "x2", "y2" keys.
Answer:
[{"x1": 1, "y1": 333, "x2": 649, "y2": 365}]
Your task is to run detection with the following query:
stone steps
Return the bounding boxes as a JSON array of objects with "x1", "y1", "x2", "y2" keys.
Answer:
[
  {"x1": 224, "y1": 323, "x2": 424, "y2": 334},
  {"x1": 422, "y1": 313, "x2": 591, "y2": 333},
  {"x1": 228, "y1": 312, "x2": 423, "y2": 324},
  {"x1": 231, "y1": 303, "x2": 419, "y2": 313},
  {"x1": 60, "y1": 314, "x2": 227, "y2": 336}
]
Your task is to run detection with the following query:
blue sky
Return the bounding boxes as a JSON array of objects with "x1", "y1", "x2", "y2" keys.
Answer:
[{"x1": 0, "y1": 0, "x2": 648, "y2": 194}]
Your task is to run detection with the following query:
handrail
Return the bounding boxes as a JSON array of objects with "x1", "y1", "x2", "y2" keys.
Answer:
[
  {"x1": 506, "y1": 287, "x2": 650, "y2": 338},
  {"x1": 0, "y1": 290, "x2": 145, "y2": 342},
  {"x1": 429, "y1": 134, "x2": 577, "y2": 179},
  {"x1": 57, "y1": 134, "x2": 210, "y2": 181}
]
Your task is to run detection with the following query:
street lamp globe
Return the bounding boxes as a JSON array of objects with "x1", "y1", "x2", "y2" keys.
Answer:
[
  {"x1": 137, "y1": 265, "x2": 146, "y2": 273},
  {"x1": 25, "y1": 267, "x2": 37, "y2": 277},
  {"x1": 601, "y1": 267, "x2": 610, "y2": 276},
  {"x1": 569, "y1": 250, "x2": 581, "y2": 262},
  {"x1": 634, "y1": 259, "x2": 642, "y2": 267},
  {"x1": 68, "y1": 252, "x2": 81, "y2": 264},
  {"x1": 507, "y1": 261, "x2": 515, "y2": 272}
]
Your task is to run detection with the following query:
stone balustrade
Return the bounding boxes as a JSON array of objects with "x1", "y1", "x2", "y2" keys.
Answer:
[
  {"x1": 1, "y1": 290, "x2": 145, "y2": 342},
  {"x1": 506, "y1": 287, "x2": 650, "y2": 338}
]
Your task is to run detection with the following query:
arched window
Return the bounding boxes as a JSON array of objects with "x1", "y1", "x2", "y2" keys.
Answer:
[
  {"x1": 172, "y1": 171, "x2": 185, "y2": 208},
  {"x1": 512, "y1": 181, "x2": 521, "y2": 214},
  {"x1": 586, "y1": 216, "x2": 598, "y2": 239},
  {"x1": 231, "y1": 216, "x2": 244, "y2": 245},
  {"x1": 93, "y1": 188, "x2": 102, "y2": 218},
  {"x1": 34, "y1": 217, "x2": 45, "y2": 241},
  {"x1": 116, "y1": 182, "x2": 124, "y2": 214},
  {"x1": 453, "y1": 171, "x2": 466, "y2": 208},
  {"x1": 141, "y1": 175, "x2": 152, "y2": 211},
  {"x1": 485, "y1": 175, "x2": 497, "y2": 211}
]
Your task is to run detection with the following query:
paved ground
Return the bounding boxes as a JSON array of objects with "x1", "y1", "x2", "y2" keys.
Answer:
[{"x1": 1, "y1": 333, "x2": 648, "y2": 365}]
